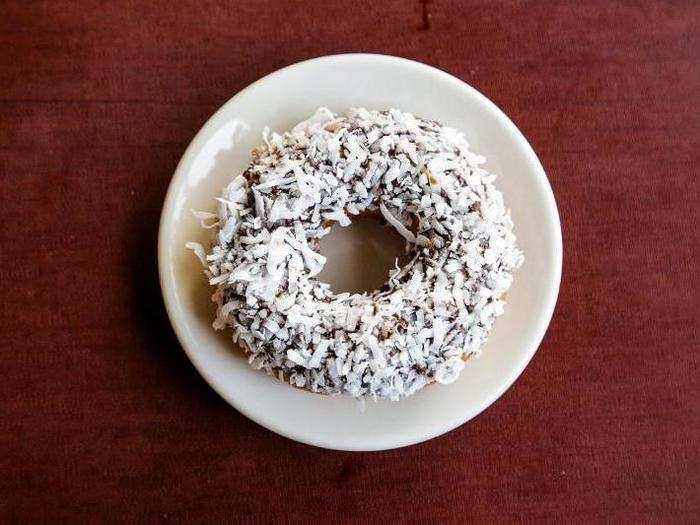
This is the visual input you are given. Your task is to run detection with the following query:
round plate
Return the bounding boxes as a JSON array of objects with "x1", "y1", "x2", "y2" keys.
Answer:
[{"x1": 158, "y1": 54, "x2": 562, "y2": 451}]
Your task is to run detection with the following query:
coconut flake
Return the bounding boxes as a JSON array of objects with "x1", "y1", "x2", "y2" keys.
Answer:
[
  {"x1": 434, "y1": 357, "x2": 466, "y2": 384},
  {"x1": 266, "y1": 228, "x2": 289, "y2": 276},
  {"x1": 379, "y1": 203, "x2": 416, "y2": 244},
  {"x1": 185, "y1": 242, "x2": 208, "y2": 266}
]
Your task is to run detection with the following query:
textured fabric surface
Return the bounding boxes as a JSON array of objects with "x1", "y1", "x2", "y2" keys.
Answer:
[{"x1": 1, "y1": 1, "x2": 698, "y2": 522}]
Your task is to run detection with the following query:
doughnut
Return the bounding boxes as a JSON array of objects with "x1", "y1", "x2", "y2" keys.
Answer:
[{"x1": 187, "y1": 108, "x2": 523, "y2": 400}]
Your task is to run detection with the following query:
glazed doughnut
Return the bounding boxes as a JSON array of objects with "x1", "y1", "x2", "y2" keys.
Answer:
[{"x1": 188, "y1": 108, "x2": 523, "y2": 400}]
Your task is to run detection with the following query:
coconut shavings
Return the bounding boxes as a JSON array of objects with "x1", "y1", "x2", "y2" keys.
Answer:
[{"x1": 188, "y1": 107, "x2": 523, "y2": 401}]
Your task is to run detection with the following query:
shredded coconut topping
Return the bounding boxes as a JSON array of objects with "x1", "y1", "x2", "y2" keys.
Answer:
[{"x1": 188, "y1": 108, "x2": 523, "y2": 401}]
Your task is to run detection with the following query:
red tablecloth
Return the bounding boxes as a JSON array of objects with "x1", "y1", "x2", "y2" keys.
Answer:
[{"x1": 2, "y1": 1, "x2": 698, "y2": 521}]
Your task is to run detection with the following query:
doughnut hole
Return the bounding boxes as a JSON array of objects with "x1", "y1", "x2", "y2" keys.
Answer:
[{"x1": 317, "y1": 215, "x2": 411, "y2": 295}]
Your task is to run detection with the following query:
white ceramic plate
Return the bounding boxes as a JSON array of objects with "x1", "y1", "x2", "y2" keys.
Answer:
[{"x1": 158, "y1": 54, "x2": 562, "y2": 451}]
